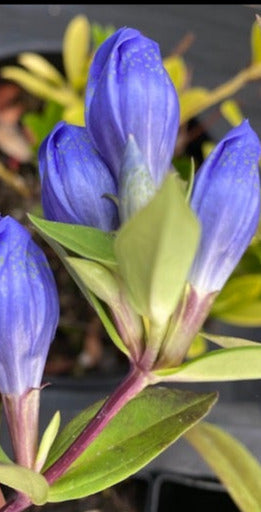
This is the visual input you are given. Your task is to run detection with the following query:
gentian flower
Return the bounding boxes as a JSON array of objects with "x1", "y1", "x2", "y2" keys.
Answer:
[
  {"x1": 39, "y1": 27, "x2": 179, "y2": 228},
  {"x1": 157, "y1": 120, "x2": 261, "y2": 368},
  {"x1": 39, "y1": 122, "x2": 119, "y2": 231},
  {"x1": 38, "y1": 26, "x2": 261, "y2": 372},
  {"x1": 85, "y1": 27, "x2": 179, "y2": 186},
  {"x1": 189, "y1": 120, "x2": 261, "y2": 293},
  {"x1": 0, "y1": 216, "x2": 59, "y2": 395}
]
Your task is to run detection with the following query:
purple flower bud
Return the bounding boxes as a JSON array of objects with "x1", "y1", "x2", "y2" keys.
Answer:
[
  {"x1": 85, "y1": 27, "x2": 179, "y2": 186},
  {"x1": 39, "y1": 121, "x2": 119, "y2": 231},
  {"x1": 189, "y1": 120, "x2": 261, "y2": 293},
  {"x1": 0, "y1": 216, "x2": 59, "y2": 394}
]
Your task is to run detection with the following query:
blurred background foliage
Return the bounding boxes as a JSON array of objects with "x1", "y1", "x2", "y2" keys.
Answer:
[{"x1": 0, "y1": 13, "x2": 261, "y2": 367}]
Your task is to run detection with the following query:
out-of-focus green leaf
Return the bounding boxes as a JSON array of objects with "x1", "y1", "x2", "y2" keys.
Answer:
[
  {"x1": 0, "y1": 463, "x2": 48, "y2": 505},
  {"x1": 180, "y1": 62, "x2": 261, "y2": 125},
  {"x1": 63, "y1": 15, "x2": 90, "y2": 91},
  {"x1": 200, "y1": 331, "x2": 260, "y2": 349},
  {"x1": 22, "y1": 101, "x2": 63, "y2": 152},
  {"x1": 45, "y1": 387, "x2": 217, "y2": 501},
  {"x1": 1, "y1": 66, "x2": 77, "y2": 105},
  {"x1": 164, "y1": 55, "x2": 188, "y2": 92},
  {"x1": 28, "y1": 215, "x2": 117, "y2": 271},
  {"x1": 201, "y1": 141, "x2": 216, "y2": 159},
  {"x1": 115, "y1": 174, "x2": 200, "y2": 323},
  {"x1": 186, "y1": 422, "x2": 261, "y2": 512},
  {"x1": 251, "y1": 18, "x2": 261, "y2": 64},
  {"x1": 220, "y1": 99, "x2": 244, "y2": 126},
  {"x1": 0, "y1": 446, "x2": 12, "y2": 465},
  {"x1": 179, "y1": 87, "x2": 210, "y2": 124},
  {"x1": 18, "y1": 52, "x2": 65, "y2": 86},
  {"x1": 63, "y1": 99, "x2": 85, "y2": 126},
  {"x1": 186, "y1": 333, "x2": 207, "y2": 359},
  {"x1": 211, "y1": 274, "x2": 261, "y2": 326},
  {"x1": 155, "y1": 346, "x2": 261, "y2": 381},
  {"x1": 91, "y1": 23, "x2": 115, "y2": 51}
]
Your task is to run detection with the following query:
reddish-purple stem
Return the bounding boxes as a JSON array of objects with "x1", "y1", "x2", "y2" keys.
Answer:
[{"x1": 1, "y1": 365, "x2": 149, "y2": 512}]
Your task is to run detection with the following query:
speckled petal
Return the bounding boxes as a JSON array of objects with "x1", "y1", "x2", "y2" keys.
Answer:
[
  {"x1": 85, "y1": 27, "x2": 179, "y2": 185},
  {"x1": 0, "y1": 216, "x2": 59, "y2": 394},
  {"x1": 39, "y1": 121, "x2": 119, "y2": 231},
  {"x1": 189, "y1": 120, "x2": 261, "y2": 292}
]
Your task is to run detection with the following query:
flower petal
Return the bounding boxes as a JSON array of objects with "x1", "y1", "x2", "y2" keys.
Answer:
[
  {"x1": 85, "y1": 27, "x2": 179, "y2": 185},
  {"x1": 189, "y1": 120, "x2": 261, "y2": 292},
  {"x1": 39, "y1": 121, "x2": 119, "y2": 231},
  {"x1": 0, "y1": 216, "x2": 59, "y2": 394}
]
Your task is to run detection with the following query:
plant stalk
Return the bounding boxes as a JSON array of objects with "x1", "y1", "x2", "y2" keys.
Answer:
[{"x1": 0, "y1": 365, "x2": 150, "y2": 512}]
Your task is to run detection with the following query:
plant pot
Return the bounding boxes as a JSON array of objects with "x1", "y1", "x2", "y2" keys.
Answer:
[{"x1": 150, "y1": 472, "x2": 239, "y2": 511}]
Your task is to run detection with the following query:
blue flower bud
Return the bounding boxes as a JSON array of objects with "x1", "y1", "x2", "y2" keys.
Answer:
[
  {"x1": 0, "y1": 216, "x2": 59, "y2": 394},
  {"x1": 189, "y1": 120, "x2": 261, "y2": 293},
  {"x1": 85, "y1": 27, "x2": 179, "y2": 186},
  {"x1": 39, "y1": 121, "x2": 119, "y2": 231}
]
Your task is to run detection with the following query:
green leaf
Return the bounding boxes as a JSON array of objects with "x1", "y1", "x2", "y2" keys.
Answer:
[
  {"x1": 185, "y1": 422, "x2": 261, "y2": 512},
  {"x1": 155, "y1": 346, "x2": 261, "y2": 381},
  {"x1": 200, "y1": 331, "x2": 260, "y2": 349},
  {"x1": 114, "y1": 174, "x2": 200, "y2": 322},
  {"x1": 65, "y1": 257, "x2": 121, "y2": 306},
  {"x1": 30, "y1": 230, "x2": 128, "y2": 357},
  {"x1": 87, "y1": 289, "x2": 130, "y2": 356},
  {"x1": 186, "y1": 333, "x2": 207, "y2": 359},
  {"x1": 0, "y1": 446, "x2": 12, "y2": 465},
  {"x1": 46, "y1": 386, "x2": 217, "y2": 501},
  {"x1": 28, "y1": 214, "x2": 117, "y2": 270},
  {"x1": 22, "y1": 101, "x2": 63, "y2": 152},
  {"x1": 35, "y1": 412, "x2": 61, "y2": 472},
  {"x1": 91, "y1": 23, "x2": 115, "y2": 51},
  {"x1": 0, "y1": 463, "x2": 49, "y2": 505},
  {"x1": 211, "y1": 274, "x2": 261, "y2": 326}
]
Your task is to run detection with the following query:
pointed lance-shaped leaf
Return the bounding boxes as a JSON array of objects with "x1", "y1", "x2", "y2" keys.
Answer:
[
  {"x1": 189, "y1": 120, "x2": 261, "y2": 293},
  {"x1": 0, "y1": 216, "x2": 59, "y2": 395},
  {"x1": 38, "y1": 121, "x2": 119, "y2": 231},
  {"x1": 85, "y1": 27, "x2": 179, "y2": 185},
  {"x1": 115, "y1": 174, "x2": 200, "y2": 324}
]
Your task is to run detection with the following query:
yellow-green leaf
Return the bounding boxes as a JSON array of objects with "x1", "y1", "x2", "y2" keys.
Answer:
[
  {"x1": 201, "y1": 332, "x2": 260, "y2": 349},
  {"x1": 18, "y1": 52, "x2": 65, "y2": 86},
  {"x1": 1, "y1": 67, "x2": 77, "y2": 106},
  {"x1": 35, "y1": 412, "x2": 61, "y2": 472},
  {"x1": 211, "y1": 274, "x2": 261, "y2": 326},
  {"x1": 63, "y1": 15, "x2": 90, "y2": 91},
  {"x1": 186, "y1": 334, "x2": 207, "y2": 359},
  {"x1": 220, "y1": 99, "x2": 244, "y2": 127},
  {"x1": 251, "y1": 19, "x2": 261, "y2": 64},
  {"x1": 156, "y1": 346, "x2": 261, "y2": 381},
  {"x1": 186, "y1": 422, "x2": 261, "y2": 512},
  {"x1": 163, "y1": 55, "x2": 188, "y2": 92},
  {"x1": 114, "y1": 174, "x2": 200, "y2": 323},
  {"x1": 179, "y1": 87, "x2": 210, "y2": 124},
  {"x1": 0, "y1": 464, "x2": 49, "y2": 505}
]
